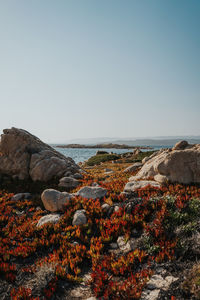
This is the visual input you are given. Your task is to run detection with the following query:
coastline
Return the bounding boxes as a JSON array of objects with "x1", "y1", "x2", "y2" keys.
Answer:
[{"x1": 55, "y1": 143, "x2": 152, "y2": 149}]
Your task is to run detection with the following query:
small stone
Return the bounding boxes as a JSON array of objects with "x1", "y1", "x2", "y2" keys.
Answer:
[
  {"x1": 109, "y1": 243, "x2": 118, "y2": 250},
  {"x1": 37, "y1": 214, "x2": 61, "y2": 227},
  {"x1": 117, "y1": 236, "x2": 131, "y2": 253},
  {"x1": 76, "y1": 186, "x2": 107, "y2": 199},
  {"x1": 146, "y1": 274, "x2": 178, "y2": 291},
  {"x1": 114, "y1": 205, "x2": 120, "y2": 212},
  {"x1": 73, "y1": 173, "x2": 83, "y2": 179},
  {"x1": 91, "y1": 182, "x2": 99, "y2": 187},
  {"x1": 11, "y1": 193, "x2": 32, "y2": 201},
  {"x1": 71, "y1": 241, "x2": 79, "y2": 246},
  {"x1": 101, "y1": 203, "x2": 110, "y2": 213},
  {"x1": 58, "y1": 177, "x2": 80, "y2": 189},
  {"x1": 123, "y1": 162, "x2": 143, "y2": 173},
  {"x1": 104, "y1": 168, "x2": 113, "y2": 172},
  {"x1": 141, "y1": 289, "x2": 160, "y2": 300},
  {"x1": 154, "y1": 174, "x2": 168, "y2": 184},
  {"x1": 72, "y1": 210, "x2": 87, "y2": 226},
  {"x1": 41, "y1": 189, "x2": 72, "y2": 212},
  {"x1": 124, "y1": 180, "x2": 161, "y2": 193}
]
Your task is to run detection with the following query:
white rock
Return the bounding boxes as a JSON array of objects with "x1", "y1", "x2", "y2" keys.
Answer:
[
  {"x1": 76, "y1": 186, "x2": 107, "y2": 199},
  {"x1": 36, "y1": 214, "x2": 61, "y2": 227},
  {"x1": 141, "y1": 289, "x2": 160, "y2": 300},
  {"x1": 124, "y1": 180, "x2": 161, "y2": 193},
  {"x1": 117, "y1": 236, "x2": 131, "y2": 253},
  {"x1": 101, "y1": 203, "x2": 110, "y2": 212},
  {"x1": 141, "y1": 274, "x2": 178, "y2": 300},
  {"x1": 146, "y1": 274, "x2": 178, "y2": 291},
  {"x1": 114, "y1": 206, "x2": 120, "y2": 212}
]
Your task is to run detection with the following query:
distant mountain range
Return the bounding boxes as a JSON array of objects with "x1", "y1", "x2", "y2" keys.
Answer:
[{"x1": 55, "y1": 136, "x2": 200, "y2": 148}]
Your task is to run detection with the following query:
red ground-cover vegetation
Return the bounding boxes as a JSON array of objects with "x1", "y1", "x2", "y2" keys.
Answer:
[{"x1": 1, "y1": 165, "x2": 200, "y2": 299}]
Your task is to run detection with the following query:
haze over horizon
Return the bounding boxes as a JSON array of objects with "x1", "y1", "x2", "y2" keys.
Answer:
[{"x1": 0, "y1": 0, "x2": 199, "y2": 143}]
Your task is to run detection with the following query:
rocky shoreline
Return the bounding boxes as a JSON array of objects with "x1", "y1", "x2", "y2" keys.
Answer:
[
  {"x1": 56, "y1": 143, "x2": 152, "y2": 150},
  {"x1": 1, "y1": 128, "x2": 200, "y2": 299}
]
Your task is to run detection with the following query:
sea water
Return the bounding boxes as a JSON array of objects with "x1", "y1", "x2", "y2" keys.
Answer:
[{"x1": 53, "y1": 146, "x2": 168, "y2": 164}]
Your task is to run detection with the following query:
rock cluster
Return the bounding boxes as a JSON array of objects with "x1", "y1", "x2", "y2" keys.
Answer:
[
  {"x1": 41, "y1": 185, "x2": 107, "y2": 213},
  {"x1": 0, "y1": 127, "x2": 81, "y2": 181},
  {"x1": 127, "y1": 141, "x2": 200, "y2": 186}
]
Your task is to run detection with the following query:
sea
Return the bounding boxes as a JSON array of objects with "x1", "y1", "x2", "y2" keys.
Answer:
[{"x1": 53, "y1": 146, "x2": 170, "y2": 164}]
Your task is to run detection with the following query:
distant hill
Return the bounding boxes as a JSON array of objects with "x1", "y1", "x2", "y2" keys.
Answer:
[
  {"x1": 56, "y1": 143, "x2": 150, "y2": 149},
  {"x1": 57, "y1": 136, "x2": 200, "y2": 148},
  {"x1": 111, "y1": 138, "x2": 200, "y2": 147}
]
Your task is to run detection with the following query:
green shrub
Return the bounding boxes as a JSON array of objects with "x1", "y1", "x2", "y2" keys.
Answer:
[{"x1": 86, "y1": 154, "x2": 120, "y2": 166}]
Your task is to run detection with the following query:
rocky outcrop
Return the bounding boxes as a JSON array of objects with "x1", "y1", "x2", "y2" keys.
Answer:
[
  {"x1": 128, "y1": 141, "x2": 200, "y2": 185},
  {"x1": 0, "y1": 127, "x2": 80, "y2": 181}
]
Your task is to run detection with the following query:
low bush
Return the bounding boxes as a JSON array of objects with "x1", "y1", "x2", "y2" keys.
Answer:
[{"x1": 86, "y1": 154, "x2": 120, "y2": 166}]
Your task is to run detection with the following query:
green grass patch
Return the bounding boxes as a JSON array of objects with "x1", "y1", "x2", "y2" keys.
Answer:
[
  {"x1": 86, "y1": 154, "x2": 120, "y2": 166},
  {"x1": 134, "y1": 150, "x2": 156, "y2": 162}
]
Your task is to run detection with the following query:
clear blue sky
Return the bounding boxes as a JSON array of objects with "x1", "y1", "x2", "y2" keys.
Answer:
[{"x1": 0, "y1": 0, "x2": 199, "y2": 143}]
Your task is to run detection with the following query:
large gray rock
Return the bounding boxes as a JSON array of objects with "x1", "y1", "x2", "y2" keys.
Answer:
[
  {"x1": 58, "y1": 177, "x2": 80, "y2": 189},
  {"x1": 124, "y1": 180, "x2": 161, "y2": 193},
  {"x1": 0, "y1": 127, "x2": 80, "y2": 181},
  {"x1": 76, "y1": 186, "x2": 107, "y2": 199},
  {"x1": 36, "y1": 214, "x2": 61, "y2": 227},
  {"x1": 41, "y1": 189, "x2": 73, "y2": 212},
  {"x1": 128, "y1": 141, "x2": 200, "y2": 185}
]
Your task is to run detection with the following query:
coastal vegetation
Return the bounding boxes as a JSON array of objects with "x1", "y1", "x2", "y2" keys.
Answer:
[
  {"x1": 55, "y1": 143, "x2": 151, "y2": 149},
  {"x1": 1, "y1": 129, "x2": 200, "y2": 299},
  {"x1": 85, "y1": 150, "x2": 155, "y2": 166},
  {"x1": 86, "y1": 153, "x2": 120, "y2": 166},
  {"x1": 1, "y1": 159, "x2": 200, "y2": 299}
]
